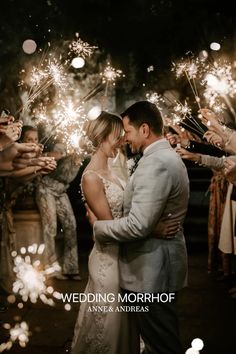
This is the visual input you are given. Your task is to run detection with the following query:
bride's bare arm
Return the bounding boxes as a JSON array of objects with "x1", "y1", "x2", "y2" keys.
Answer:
[{"x1": 82, "y1": 172, "x2": 113, "y2": 220}]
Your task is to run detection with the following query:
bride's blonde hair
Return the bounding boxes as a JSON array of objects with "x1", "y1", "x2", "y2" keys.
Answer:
[{"x1": 81, "y1": 111, "x2": 123, "y2": 153}]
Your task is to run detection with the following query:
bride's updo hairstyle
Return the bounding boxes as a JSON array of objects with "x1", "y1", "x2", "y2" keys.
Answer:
[{"x1": 82, "y1": 111, "x2": 123, "y2": 154}]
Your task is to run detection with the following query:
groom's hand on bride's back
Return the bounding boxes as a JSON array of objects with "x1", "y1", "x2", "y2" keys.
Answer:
[{"x1": 153, "y1": 220, "x2": 180, "y2": 239}]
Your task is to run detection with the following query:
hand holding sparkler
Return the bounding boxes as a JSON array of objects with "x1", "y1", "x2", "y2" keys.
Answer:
[
  {"x1": 199, "y1": 108, "x2": 236, "y2": 152},
  {"x1": 0, "y1": 142, "x2": 37, "y2": 166},
  {"x1": 166, "y1": 133, "x2": 181, "y2": 146},
  {"x1": 166, "y1": 130, "x2": 190, "y2": 148},
  {"x1": 0, "y1": 110, "x2": 14, "y2": 125},
  {"x1": 39, "y1": 159, "x2": 57, "y2": 175},
  {"x1": 203, "y1": 131, "x2": 224, "y2": 149},
  {"x1": 8, "y1": 157, "x2": 57, "y2": 180},
  {"x1": 203, "y1": 128, "x2": 236, "y2": 154},
  {"x1": 0, "y1": 121, "x2": 23, "y2": 150},
  {"x1": 176, "y1": 147, "x2": 201, "y2": 163},
  {"x1": 223, "y1": 158, "x2": 236, "y2": 185},
  {"x1": 28, "y1": 156, "x2": 57, "y2": 173},
  {"x1": 12, "y1": 143, "x2": 42, "y2": 169},
  {"x1": 199, "y1": 108, "x2": 221, "y2": 131},
  {"x1": 37, "y1": 144, "x2": 44, "y2": 155}
]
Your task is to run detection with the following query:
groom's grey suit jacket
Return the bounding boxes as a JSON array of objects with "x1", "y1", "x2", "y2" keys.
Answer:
[{"x1": 94, "y1": 139, "x2": 189, "y2": 293}]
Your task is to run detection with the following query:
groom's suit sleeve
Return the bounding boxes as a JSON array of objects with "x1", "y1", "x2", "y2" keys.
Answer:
[{"x1": 94, "y1": 160, "x2": 172, "y2": 243}]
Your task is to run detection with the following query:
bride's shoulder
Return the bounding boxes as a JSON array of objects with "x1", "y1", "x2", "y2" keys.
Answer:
[
  {"x1": 81, "y1": 170, "x2": 105, "y2": 200},
  {"x1": 82, "y1": 169, "x2": 103, "y2": 185}
]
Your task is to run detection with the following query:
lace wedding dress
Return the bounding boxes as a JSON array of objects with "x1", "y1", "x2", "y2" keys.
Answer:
[{"x1": 71, "y1": 171, "x2": 139, "y2": 354}]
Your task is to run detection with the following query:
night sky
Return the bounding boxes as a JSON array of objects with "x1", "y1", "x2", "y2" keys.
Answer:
[{"x1": 0, "y1": 0, "x2": 236, "y2": 109}]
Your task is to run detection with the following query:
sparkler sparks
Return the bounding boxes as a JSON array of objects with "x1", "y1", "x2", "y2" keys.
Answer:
[
  {"x1": 146, "y1": 92, "x2": 165, "y2": 110},
  {"x1": 20, "y1": 57, "x2": 69, "y2": 115},
  {"x1": 174, "y1": 60, "x2": 199, "y2": 79},
  {"x1": 9, "y1": 321, "x2": 30, "y2": 347},
  {"x1": 172, "y1": 56, "x2": 207, "y2": 109},
  {"x1": 203, "y1": 62, "x2": 236, "y2": 96},
  {"x1": 12, "y1": 244, "x2": 62, "y2": 306},
  {"x1": 36, "y1": 96, "x2": 87, "y2": 154},
  {"x1": 47, "y1": 59, "x2": 68, "y2": 90},
  {"x1": 168, "y1": 100, "x2": 206, "y2": 136},
  {"x1": 173, "y1": 101, "x2": 192, "y2": 117},
  {"x1": 69, "y1": 33, "x2": 98, "y2": 58},
  {"x1": 0, "y1": 321, "x2": 30, "y2": 352},
  {"x1": 19, "y1": 37, "x2": 126, "y2": 153},
  {"x1": 202, "y1": 61, "x2": 236, "y2": 116},
  {"x1": 100, "y1": 62, "x2": 124, "y2": 85}
]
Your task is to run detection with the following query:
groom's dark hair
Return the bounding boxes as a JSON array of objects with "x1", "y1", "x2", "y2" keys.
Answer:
[{"x1": 121, "y1": 101, "x2": 163, "y2": 135}]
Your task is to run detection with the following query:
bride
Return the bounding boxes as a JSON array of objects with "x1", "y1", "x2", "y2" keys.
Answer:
[{"x1": 70, "y1": 111, "x2": 140, "y2": 354}]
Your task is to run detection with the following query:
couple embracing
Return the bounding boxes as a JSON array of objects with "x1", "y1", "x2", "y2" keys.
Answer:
[{"x1": 71, "y1": 101, "x2": 189, "y2": 354}]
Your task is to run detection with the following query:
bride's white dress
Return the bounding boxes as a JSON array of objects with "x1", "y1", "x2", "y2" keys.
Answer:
[{"x1": 71, "y1": 171, "x2": 139, "y2": 354}]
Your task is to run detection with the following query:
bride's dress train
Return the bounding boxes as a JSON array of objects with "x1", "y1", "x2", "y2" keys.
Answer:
[{"x1": 71, "y1": 171, "x2": 139, "y2": 354}]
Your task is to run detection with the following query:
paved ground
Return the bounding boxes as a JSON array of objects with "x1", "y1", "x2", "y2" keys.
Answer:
[{"x1": 0, "y1": 244, "x2": 236, "y2": 354}]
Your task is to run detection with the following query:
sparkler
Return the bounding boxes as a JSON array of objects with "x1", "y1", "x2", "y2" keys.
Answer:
[
  {"x1": 20, "y1": 57, "x2": 69, "y2": 115},
  {"x1": 173, "y1": 57, "x2": 202, "y2": 109},
  {"x1": 20, "y1": 34, "x2": 98, "y2": 116},
  {"x1": 100, "y1": 62, "x2": 124, "y2": 96},
  {"x1": 38, "y1": 61, "x2": 123, "y2": 145},
  {"x1": 37, "y1": 59, "x2": 125, "y2": 151},
  {"x1": 161, "y1": 90, "x2": 206, "y2": 137},
  {"x1": 34, "y1": 79, "x2": 102, "y2": 152},
  {"x1": 168, "y1": 100, "x2": 206, "y2": 137},
  {"x1": 202, "y1": 61, "x2": 236, "y2": 119},
  {"x1": 36, "y1": 96, "x2": 87, "y2": 154},
  {"x1": 172, "y1": 55, "x2": 236, "y2": 125},
  {"x1": 20, "y1": 37, "x2": 125, "y2": 156},
  {"x1": 69, "y1": 33, "x2": 98, "y2": 58},
  {"x1": 0, "y1": 243, "x2": 70, "y2": 352},
  {"x1": 12, "y1": 244, "x2": 62, "y2": 306},
  {"x1": 146, "y1": 92, "x2": 165, "y2": 110},
  {"x1": 0, "y1": 321, "x2": 30, "y2": 352}
]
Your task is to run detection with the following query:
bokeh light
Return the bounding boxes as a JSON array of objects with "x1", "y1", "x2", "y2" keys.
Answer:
[
  {"x1": 210, "y1": 42, "x2": 221, "y2": 51},
  {"x1": 191, "y1": 338, "x2": 204, "y2": 351},
  {"x1": 87, "y1": 105, "x2": 102, "y2": 120},
  {"x1": 71, "y1": 57, "x2": 85, "y2": 69},
  {"x1": 22, "y1": 39, "x2": 37, "y2": 54}
]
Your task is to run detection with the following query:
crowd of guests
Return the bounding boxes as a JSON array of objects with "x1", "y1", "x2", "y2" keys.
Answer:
[
  {"x1": 0, "y1": 111, "x2": 82, "y2": 311},
  {"x1": 166, "y1": 108, "x2": 236, "y2": 297},
  {"x1": 1, "y1": 105, "x2": 236, "y2": 312}
]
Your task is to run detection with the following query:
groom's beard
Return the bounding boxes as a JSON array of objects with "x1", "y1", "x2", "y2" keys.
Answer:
[
  {"x1": 130, "y1": 144, "x2": 143, "y2": 154},
  {"x1": 125, "y1": 142, "x2": 143, "y2": 156}
]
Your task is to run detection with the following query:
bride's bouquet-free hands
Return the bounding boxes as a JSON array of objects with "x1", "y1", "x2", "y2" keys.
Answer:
[
  {"x1": 85, "y1": 204, "x2": 98, "y2": 242},
  {"x1": 86, "y1": 203, "x2": 97, "y2": 224},
  {"x1": 153, "y1": 216, "x2": 180, "y2": 240}
]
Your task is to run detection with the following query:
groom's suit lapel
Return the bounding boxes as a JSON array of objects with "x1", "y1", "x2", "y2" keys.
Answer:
[
  {"x1": 142, "y1": 139, "x2": 171, "y2": 158},
  {"x1": 133, "y1": 139, "x2": 171, "y2": 172},
  {"x1": 123, "y1": 139, "x2": 170, "y2": 214}
]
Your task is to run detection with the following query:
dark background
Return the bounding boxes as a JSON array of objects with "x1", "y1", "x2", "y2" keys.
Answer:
[{"x1": 0, "y1": 0, "x2": 236, "y2": 111}]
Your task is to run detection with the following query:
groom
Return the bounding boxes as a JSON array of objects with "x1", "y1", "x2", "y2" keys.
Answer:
[{"x1": 92, "y1": 101, "x2": 189, "y2": 354}]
